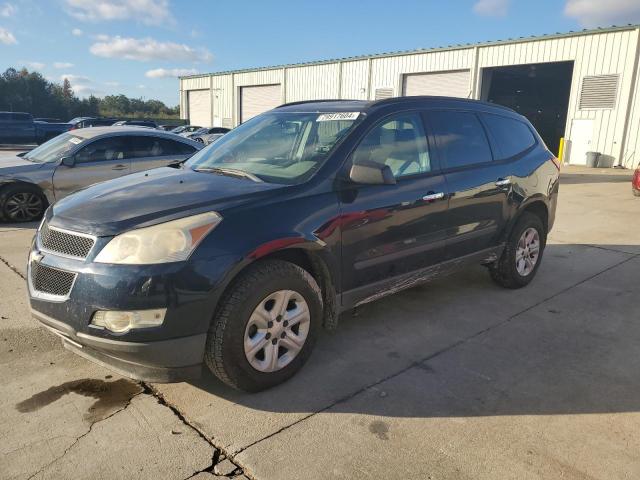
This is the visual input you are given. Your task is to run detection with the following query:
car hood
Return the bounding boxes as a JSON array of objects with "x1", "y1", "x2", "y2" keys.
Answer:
[
  {"x1": 0, "y1": 155, "x2": 46, "y2": 176},
  {"x1": 50, "y1": 166, "x2": 286, "y2": 236}
]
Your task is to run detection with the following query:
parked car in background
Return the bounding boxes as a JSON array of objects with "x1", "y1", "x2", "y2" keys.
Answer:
[
  {"x1": 0, "y1": 126, "x2": 202, "y2": 221},
  {"x1": 171, "y1": 125, "x2": 201, "y2": 135},
  {"x1": 0, "y1": 112, "x2": 71, "y2": 145},
  {"x1": 34, "y1": 118, "x2": 64, "y2": 123},
  {"x1": 112, "y1": 120, "x2": 158, "y2": 129},
  {"x1": 185, "y1": 127, "x2": 230, "y2": 139},
  {"x1": 191, "y1": 132, "x2": 226, "y2": 145},
  {"x1": 158, "y1": 124, "x2": 182, "y2": 131},
  {"x1": 633, "y1": 166, "x2": 640, "y2": 196},
  {"x1": 68, "y1": 117, "x2": 118, "y2": 130},
  {"x1": 26, "y1": 97, "x2": 559, "y2": 392}
]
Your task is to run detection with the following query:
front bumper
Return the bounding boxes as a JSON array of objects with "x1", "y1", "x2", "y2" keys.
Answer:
[
  {"x1": 32, "y1": 308, "x2": 205, "y2": 382},
  {"x1": 27, "y1": 229, "x2": 240, "y2": 382}
]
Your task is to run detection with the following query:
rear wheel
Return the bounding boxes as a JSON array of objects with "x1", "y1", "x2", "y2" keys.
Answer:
[
  {"x1": 0, "y1": 184, "x2": 46, "y2": 222},
  {"x1": 489, "y1": 212, "x2": 546, "y2": 289},
  {"x1": 204, "y1": 260, "x2": 322, "y2": 392}
]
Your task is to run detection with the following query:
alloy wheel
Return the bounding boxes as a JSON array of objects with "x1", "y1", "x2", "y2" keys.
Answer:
[
  {"x1": 515, "y1": 227, "x2": 540, "y2": 276},
  {"x1": 243, "y1": 289, "x2": 310, "y2": 373},
  {"x1": 5, "y1": 192, "x2": 43, "y2": 221}
]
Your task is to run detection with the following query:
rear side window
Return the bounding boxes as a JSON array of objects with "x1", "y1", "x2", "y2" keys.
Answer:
[
  {"x1": 482, "y1": 114, "x2": 536, "y2": 159},
  {"x1": 156, "y1": 138, "x2": 197, "y2": 155},
  {"x1": 428, "y1": 111, "x2": 492, "y2": 169},
  {"x1": 130, "y1": 136, "x2": 196, "y2": 157}
]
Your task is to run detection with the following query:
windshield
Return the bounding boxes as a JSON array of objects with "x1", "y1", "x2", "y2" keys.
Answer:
[
  {"x1": 24, "y1": 133, "x2": 84, "y2": 163},
  {"x1": 186, "y1": 111, "x2": 361, "y2": 184}
]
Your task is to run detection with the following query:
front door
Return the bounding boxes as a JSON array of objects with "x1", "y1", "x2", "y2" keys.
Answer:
[
  {"x1": 339, "y1": 111, "x2": 449, "y2": 301},
  {"x1": 52, "y1": 136, "x2": 132, "y2": 200}
]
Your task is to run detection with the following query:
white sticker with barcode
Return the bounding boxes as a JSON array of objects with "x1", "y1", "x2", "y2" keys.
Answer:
[
  {"x1": 68, "y1": 137, "x2": 82, "y2": 144},
  {"x1": 316, "y1": 112, "x2": 360, "y2": 122}
]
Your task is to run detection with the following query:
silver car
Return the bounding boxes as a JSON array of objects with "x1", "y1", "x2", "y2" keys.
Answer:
[{"x1": 0, "y1": 127, "x2": 202, "y2": 222}]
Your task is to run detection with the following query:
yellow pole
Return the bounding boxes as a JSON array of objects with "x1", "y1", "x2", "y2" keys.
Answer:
[{"x1": 558, "y1": 137, "x2": 565, "y2": 164}]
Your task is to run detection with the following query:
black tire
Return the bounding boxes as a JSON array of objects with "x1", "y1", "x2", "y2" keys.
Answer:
[
  {"x1": 489, "y1": 212, "x2": 546, "y2": 289},
  {"x1": 204, "y1": 260, "x2": 323, "y2": 392},
  {"x1": 0, "y1": 183, "x2": 47, "y2": 223}
]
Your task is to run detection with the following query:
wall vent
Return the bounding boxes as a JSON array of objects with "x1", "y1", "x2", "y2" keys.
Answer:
[
  {"x1": 579, "y1": 74, "x2": 619, "y2": 109},
  {"x1": 374, "y1": 88, "x2": 394, "y2": 100}
]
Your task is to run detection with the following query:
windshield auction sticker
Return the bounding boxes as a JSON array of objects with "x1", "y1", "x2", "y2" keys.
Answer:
[
  {"x1": 316, "y1": 112, "x2": 360, "y2": 122},
  {"x1": 68, "y1": 137, "x2": 82, "y2": 144}
]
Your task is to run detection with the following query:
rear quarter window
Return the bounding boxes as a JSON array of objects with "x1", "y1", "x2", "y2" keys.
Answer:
[{"x1": 482, "y1": 114, "x2": 536, "y2": 160}]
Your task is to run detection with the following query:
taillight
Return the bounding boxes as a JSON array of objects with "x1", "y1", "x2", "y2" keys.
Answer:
[{"x1": 633, "y1": 170, "x2": 640, "y2": 189}]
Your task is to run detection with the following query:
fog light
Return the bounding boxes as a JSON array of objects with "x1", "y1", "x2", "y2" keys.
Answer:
[{"x1": 91, "y1": 309, "x2": 166, "y2": 333}]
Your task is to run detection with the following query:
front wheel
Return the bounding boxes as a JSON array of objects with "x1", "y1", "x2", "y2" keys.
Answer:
[
  {"x1": 0, "y1": 184, "x2": 46, "y2": 222},
  {"x1": 204, "y1": 260, "x2": 322, "y2": 392},
  {"x1": 489, "y1": 212, "x2": 546, "y2": 289}
]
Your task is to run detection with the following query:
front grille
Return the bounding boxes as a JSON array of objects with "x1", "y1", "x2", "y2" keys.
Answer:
[
  {"x1": 39, "y1": 222, "x2": 95, "y2": 259},
  {"x1": 30, "y1": 262, "x2": 76, "y2": 297}
]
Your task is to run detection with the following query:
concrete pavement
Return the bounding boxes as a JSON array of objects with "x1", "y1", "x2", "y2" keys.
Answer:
[{"x1": 1, "y1": 165, "x2": 638, "y2": 479}]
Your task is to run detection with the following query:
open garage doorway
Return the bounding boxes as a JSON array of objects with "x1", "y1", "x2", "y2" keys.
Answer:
[{"x1": 481, "y1": 61, "x2": 573, "y2": 155}]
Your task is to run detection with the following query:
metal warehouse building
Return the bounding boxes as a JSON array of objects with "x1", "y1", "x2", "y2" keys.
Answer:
[{"x1": 180, "y1": 25, "x2": 640, "y2": 168}]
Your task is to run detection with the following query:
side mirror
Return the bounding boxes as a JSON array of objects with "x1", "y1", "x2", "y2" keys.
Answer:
[
  {"x1": 349, "y1": 161, "x2": 396, "y2": 185},
  {"x1": 60, "y1": 156, "x2": 75, "y2": 167}
]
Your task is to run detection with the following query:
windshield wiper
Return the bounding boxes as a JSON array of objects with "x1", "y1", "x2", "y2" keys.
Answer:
[{"x1": 194, "y1": 167, "x2": 263, "y2": 183}]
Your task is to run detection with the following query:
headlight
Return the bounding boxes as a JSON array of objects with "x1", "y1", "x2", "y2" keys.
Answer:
[{"x1": 95, "y1": 211, "x2": 221, "y2": 264}]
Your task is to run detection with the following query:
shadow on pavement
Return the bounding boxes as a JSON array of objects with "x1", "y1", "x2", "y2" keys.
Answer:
[
  {"x1": 560, "y1": 172, "x2": 632, "y2": 185},
  {"x1": 186, "y1": 242, "x2": 639, "y2": 419}
]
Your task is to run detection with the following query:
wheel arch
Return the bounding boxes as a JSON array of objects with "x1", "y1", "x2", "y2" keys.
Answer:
[
  {"x1": 502, "y1": 197, "x2": 549, "y2": 243},
  {"x1": 0, "y1": 180, "x2": 49, "y2": 219}
]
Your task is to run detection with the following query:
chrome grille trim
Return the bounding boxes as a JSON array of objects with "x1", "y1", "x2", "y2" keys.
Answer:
[
  {"x1": 28, "y1": 262, "x2": 77, "y2": 302},
  {"x1": 38, "y1": 222, "x2": 96, "y2": 260}
]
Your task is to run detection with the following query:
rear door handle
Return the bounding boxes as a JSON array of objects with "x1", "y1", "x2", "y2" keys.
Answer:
[
  {"x1": 422, "y1": 192, "x2": 445, "y2": 201},
  {"x1": 495, "y1": 178, "x2": 511, "y2": 187},
  {"x1": 112, "y1": 164, "x2": 128, "y2": 171}
]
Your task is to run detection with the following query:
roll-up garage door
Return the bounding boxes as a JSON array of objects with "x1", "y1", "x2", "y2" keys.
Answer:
[
  {"x1": 402, "y1": 70, "x2": 471, "y2": 98},
  {"x1": 240, "y1": 84, "x2": 281, "y2": 123},
  {"x1": 188, "y1": 90, "x2": 211, "y2": 127}
]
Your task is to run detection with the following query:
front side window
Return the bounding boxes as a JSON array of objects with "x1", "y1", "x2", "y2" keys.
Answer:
[
  {"x1": 482, "y1": 114, "x2": 536, "y2": 159},
  {"x1": 76, "y1": 137, "x2": 130, "y2": 163},
  {"x1": 186, "y1": 111, "x2": 361, "y2": 184},
  {"x1": 429, "y1": 111, "x2": 493, "y2": 169},
  {"x1": 351, "y1": 113, "x2": 430, "y2": 178}
]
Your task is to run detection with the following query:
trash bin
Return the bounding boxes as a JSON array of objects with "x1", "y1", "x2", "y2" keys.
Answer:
[{"x1": 586, "y1": 151, "x2": 600, "y2": 168}]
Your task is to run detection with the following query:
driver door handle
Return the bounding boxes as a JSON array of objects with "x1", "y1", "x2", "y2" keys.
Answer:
[
  {"x1": 422, "y1": 192, "x2": 445, "y2": 202},
  {"x1": 495, "y1": 178, "x2": 511, "y2": 187},
  {"x1": 112, "y1": 164, "x2": 128, "y2": 171}
]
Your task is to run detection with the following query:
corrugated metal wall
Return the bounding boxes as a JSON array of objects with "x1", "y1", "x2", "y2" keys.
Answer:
[{"x1": 181, "y1": 26, "x2": 640, "y2": 168}]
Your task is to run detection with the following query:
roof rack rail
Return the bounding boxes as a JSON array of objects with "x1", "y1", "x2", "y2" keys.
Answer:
[
  {"x1": 369, "y1": 95, "x2": 513, "y2": 111},
  {"x1": 276, "y1": 99, "x2": 359, "y2": 108}
]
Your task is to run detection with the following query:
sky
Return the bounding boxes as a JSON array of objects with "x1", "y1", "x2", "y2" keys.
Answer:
[{"x1": 1, "y1": 0, "x2": 640, "y2": 107}]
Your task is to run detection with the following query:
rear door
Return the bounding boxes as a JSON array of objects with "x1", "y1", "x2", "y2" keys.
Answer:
[
  {"x1": 426, "y1": 110, "x2": 511, "y2": 259},
  {"x1": 129, "y1": 136, "x2": 198, "y2": 172},
  {"x1": 339, "y1": 111, "x2": 449, "y2": 299},
  {"x1": 52, "y1": 136, "x2": 132, "y2": 199}
]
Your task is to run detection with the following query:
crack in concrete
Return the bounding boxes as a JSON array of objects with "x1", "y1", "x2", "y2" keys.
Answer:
[
  {"x1": 0, "y1": 254, "x2": 26, "y2": 281},
  {"x1": 233, "y1": 252, "x2": 640, "y2": 457},
  {"x1": 25, "y1": 391, "x2": 144, "y2": 480},
  {"x1": 141, "y1": 383, "x2": 251, "y2": 480}
]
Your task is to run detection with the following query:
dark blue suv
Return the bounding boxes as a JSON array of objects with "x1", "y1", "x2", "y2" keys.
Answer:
[{"x1": 28, "y1": 97, "x2": 559, "y2": 392}]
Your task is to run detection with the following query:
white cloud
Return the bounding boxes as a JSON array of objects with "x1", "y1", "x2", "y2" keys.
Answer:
[
  {"x1": 0, "y1": 2, "x2": 16, "y2": 17},
  {"x1": 71, "y1": 28, "x2": 83, "y2": 36},
  {"x1": 23, "y1": 61, "x2": 45, "y2": 70},
  {"x1": 65, "y1": 0, "x2": 172, "y2": 26},
  {"x1": 0, "y1": 27, "x2": 16, "y2": 44},
  {"x1": 90, "y1": 35, "x2": 213, "y2": 62},
  {"x1": 473, "y1": 0, "x2": 509, "y2": 17},
  {"x1": 564, "y1": 0, "x2": 640, "y2": 27},
  {"x1": 53, "y1": 62, "x2": 74, "y2": 69},
  {"x1": 145, "y1": 67, "x2": 199, "y2": 78}
]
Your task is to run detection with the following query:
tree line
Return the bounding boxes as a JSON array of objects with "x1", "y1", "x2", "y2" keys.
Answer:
[{"x1": 0, "y1": 68, "x2": 180, "y2": 121}]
